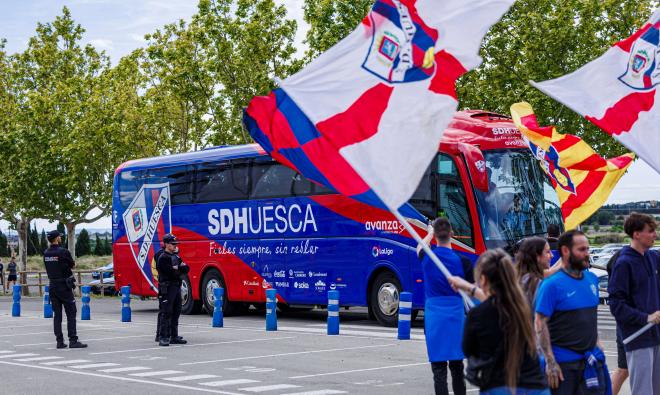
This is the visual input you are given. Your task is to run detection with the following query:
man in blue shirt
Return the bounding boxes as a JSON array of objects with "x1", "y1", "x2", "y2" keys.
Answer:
[
  {"x1": 608, "y1": 213, "x2": 660, "y2": 395},
  {"x1": 418, "y1": 217, "x2": 471, "y2": 395},
  {"x1": 535, "y1": 230, "x2": 610, "y2": 394}
]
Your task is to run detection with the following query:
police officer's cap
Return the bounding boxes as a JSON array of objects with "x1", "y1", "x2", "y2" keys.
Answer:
[
  {"x1": 162, "y1": 233, "x2": 179, "y2": 245},
  {"x1": 47, "y1": 230, "x2": 62, "y2": 242}
]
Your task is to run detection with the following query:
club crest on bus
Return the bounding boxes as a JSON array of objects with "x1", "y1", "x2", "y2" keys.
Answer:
[
  {"x1": 362, "y1": 0, "x2": 438, "y2": 83},
  {"x1": 619, "y1": 25, "x2": 660, "y2": 90},
  {"x1": 122, "y1": 183, "x2": 172, "y2": 289}
]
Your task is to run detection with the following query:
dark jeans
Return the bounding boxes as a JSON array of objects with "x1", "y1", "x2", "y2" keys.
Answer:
[
  {"x1": 552, "y1": 361, "x2": 606, "y2": 395},
  {"x1": 432, "y1": 360, "x2": 466, "y2": 395},
  {"x1": 157, "y1": 282, "x2": 182, "y2": 340},
  {"x1": 50, "y1": 284, "x2": 77, "y2": 343}
]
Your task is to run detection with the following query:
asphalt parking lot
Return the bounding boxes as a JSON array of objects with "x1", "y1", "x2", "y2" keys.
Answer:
[{"x1": 0, "y1": 296, "x2": 627, "y2": 395}]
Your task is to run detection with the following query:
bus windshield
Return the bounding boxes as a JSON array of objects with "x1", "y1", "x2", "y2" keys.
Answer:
[{"x1": 474, "y1": 150, "x2": 563, "y2": 248}]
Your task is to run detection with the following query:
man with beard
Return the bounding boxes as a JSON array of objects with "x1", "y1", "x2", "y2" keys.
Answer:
[{"x1": 535, "y1": 230, "x2": 611, "y2": 394}]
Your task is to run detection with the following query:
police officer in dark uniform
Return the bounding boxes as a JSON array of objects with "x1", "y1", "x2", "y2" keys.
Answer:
[
  {"x1": 44, "y1": 230, "x2": 87, "y2": 349},
  {"x1": 156, "y1": 233, "x2": 189, "y2": 346}
]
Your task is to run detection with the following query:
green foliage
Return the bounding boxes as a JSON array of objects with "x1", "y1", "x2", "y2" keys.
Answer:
[
  {"x1": 141, "y1": 0, "x2": 302, "y2": 149},
  {"x1": 303, "y1": 0, "x2": 373, "y2": 59},
  {"x1": 27, "y1": 225, "x2": 39, "y2": 256},
  {"x1": 76, "y1": 229, "x2": 91, "y2": 257},
  {"x1": 103, "y1": 235, "x2": 112, "y2": 256},
  {"x1": 0, "y1": 231, "x2": 8, "y2": 257},
  {"x1": 56, "y1": 222, "x2": 67, "y2": 249},
  {"x1": 301, "y1": 0, "x2": 658, "y2": 159},
  {"x1": 594, "y1": 233, "x2": 624, "y2": 244},
  {"x1": 597, "y1": 211, "x2": 615, "y2": 225},
  {"x1": 457, "y1": 0, "x2": 658, "y2": 158},
  {"x1": 93, "y1": 233, "x2": 103, "y2": 256},
  {"x1": 39, "y1": 230, "x2": 48, "y2": 254}
]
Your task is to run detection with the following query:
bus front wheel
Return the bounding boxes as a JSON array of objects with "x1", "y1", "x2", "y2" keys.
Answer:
[
  {"x1": 369, "y1": 271, "x2": 401, "y2": 327},
  {"x1": 201, "y1": 269, "x2": 244, "y2": 316}
]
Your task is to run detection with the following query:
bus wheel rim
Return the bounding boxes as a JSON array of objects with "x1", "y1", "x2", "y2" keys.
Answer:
[
  {"x1": 206, "y1": 279, "x2": 221, "y2": 307},
  {"x1": 377, "y1": 282, "x2": 399, "y2": 316},
  {"x1": 180, "y1": 280, "x2": 189, "y2": 306}
]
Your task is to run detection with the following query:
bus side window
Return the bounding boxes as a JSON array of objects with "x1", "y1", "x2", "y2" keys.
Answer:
[
  {"x1": 145, "y1": 166, "x2": 194, "y2": 205},
  {"x1": 195, "y1": 162, "x2": 249, "y2": 203},
  {"x1": 251, "y1": 162, "x2": 298, "y2": 199},
  {"x1": 118, "y1": 170, "x2": 144, "y2": 208},
  {"x1": 437, "y1": 154, "x2": 474, "y2": 248}
]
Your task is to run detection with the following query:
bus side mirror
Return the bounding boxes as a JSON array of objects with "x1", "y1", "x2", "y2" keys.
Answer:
[{"x1": 458, "y1": 143, "x2": 489, "y2": 193}]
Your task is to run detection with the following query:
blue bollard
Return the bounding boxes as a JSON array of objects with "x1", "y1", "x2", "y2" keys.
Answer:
[
  {"x1": 265, "y1": 289, "x2": 277, "y2": 331},
  {"x1": 43, "y1": 285, "x2": 53, "y2": 318},
  {"x1": 81, "y1": 285, "x2": 91, "y2": 320},
  {"x1": 327, "y1": 290, "x2": 340, "y2": 335},
  {"x1": 212, "y1": 287, "x2": 224, "y2": 328},
  {"x1": 121, "y1": 286, "x2": 131, "y2": 322},
  {"x1": 11, "y1": 285, "x2": 21, "y2": 317},
  {"x1": 397, "y1": 292, "x2": 413, "y2": 340}
]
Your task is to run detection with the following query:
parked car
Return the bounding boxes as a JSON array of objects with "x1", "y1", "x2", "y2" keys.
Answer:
[
  {"x1": 591, "y1": 254, "x2": 613, "y2": 270},
  {"x1": 89, "y1": 276, "x2": 118, "y2": 296},
  {"x1": 91, "y1": 262, "x2": 113, "y2": 280},
  {"x1": 591, "y1": 246, "x2": 621, "y2": 262},
  {"x1": 588, "y1": 267, "x2": 609, "y2": 304}
]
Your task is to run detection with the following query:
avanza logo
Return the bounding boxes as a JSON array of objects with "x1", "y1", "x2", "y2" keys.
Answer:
[{"x1": 364, "y1": 220, "x2": 404, "y2": 234}]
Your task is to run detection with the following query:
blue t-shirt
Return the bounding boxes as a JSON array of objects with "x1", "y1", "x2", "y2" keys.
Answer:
[
  {"x1": 535, "y1": 270, "x2": 600, "y2": 360},
  {"x1": 420, "y1": 246, "x2": 464, "y2": 299}
]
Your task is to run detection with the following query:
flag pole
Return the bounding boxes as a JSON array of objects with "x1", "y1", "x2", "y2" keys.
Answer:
[
  {"x1": 623, "y1": 322, "x2": 656, "y2": 345},
  {"x1": 388, "y1": 206, "x2": 475, "y2": 309}
]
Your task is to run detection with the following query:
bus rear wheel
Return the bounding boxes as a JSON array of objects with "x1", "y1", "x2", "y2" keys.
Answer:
[
  {"x1": 180, "y1": 274, "x2": 202, "y2": 315},
  {"x1": 369, "y1": 271, "x2": 401, "y2": 327},
  {"x1": 201, "y1": 269, "x2": 244, "y2": 316}
]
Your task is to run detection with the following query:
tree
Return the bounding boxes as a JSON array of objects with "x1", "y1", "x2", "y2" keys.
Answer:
[
  {"x1": 597, "y1": 211, "x2": 615, "y2": 226},
  {"x1": 5, "y1": 8, "x2": 162, "y2": 259},
  {"x1": 27, "y1": 225, "x2": 38, "y2": 256},
  {"x1": 75, "y1": 229, "x2": 91, "y2": 257},
  {"x1": 39, "y1": 230, "x2": 48, "y2": 254},
  {"x1": 141, "y1": 0, "x2": 302, "y2": 150},
  {"x1": 93, "y1": 233, "x2": 103, "y2": 256},
  {"x1": 301, "y1": 0, "x2": 658, "y2": 158},
  {"x1": 57, "y1": 222, "x2": 67, "y2": 249},
  {"x1": 303, "y1": 0, "x2": 373, "y2": 59},
  {"x1": 456, "y1": 0, "x2": 658, "y2": 158},
  {"x1": 0, "y1": 231, "x2": 8, "y2": 257},
  {"x1": 103, "y1": 235, "x2": 112, "y2": 256}
]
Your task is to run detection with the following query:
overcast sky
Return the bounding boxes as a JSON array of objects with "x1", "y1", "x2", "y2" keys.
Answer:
[{"x1": 1, "y1": 1, "x2": 658, "y2": 233}]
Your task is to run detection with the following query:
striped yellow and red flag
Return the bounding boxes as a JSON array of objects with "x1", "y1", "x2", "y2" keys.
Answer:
[{"x1": 511, "y1": 102, "x2": 635, "y2": 230}]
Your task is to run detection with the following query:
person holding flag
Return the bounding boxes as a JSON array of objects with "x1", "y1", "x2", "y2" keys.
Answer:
[
  {"x1": 531, "y1": 9, "x2": 660, "y2": 174},
  {"x1": 244, "y1": 0, "x2": 515, "y2": 311}
]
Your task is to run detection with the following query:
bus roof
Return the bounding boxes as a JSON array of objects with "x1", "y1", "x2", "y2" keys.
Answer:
[{"x1": 116, "y1": 110, "x2": 526, "y2": 173}]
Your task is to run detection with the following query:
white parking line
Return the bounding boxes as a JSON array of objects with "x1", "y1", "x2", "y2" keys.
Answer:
[
  {"x1": 42, "y1": 359, "x2": 90, "y2": 366},
  {"x1": 0, "y1": 353, "x2": 38, "y2": 359},
  {"x1": 129, "y1": 370, "x2": 185, "y2": 377},
  {"x1": 200, "y1": 379, "x2": 260, "y2": 387},
  {"x1": 289, "y1": 362, "x2": 428, "y2": 379},
  {"x1": 240, "y1": 384, "x2": 301, "y2": 392},
  {"x1": 180, "y1": 344, "x2": 391, "y2": 366},
  {"x1": 15, "y1": 356, "x2": 63, "y2": 362},
  {"x1": 0, "y1": 351, "x2": 14, "y2": 354},
  {"x1": 0, "y1": 360, "x2": 243, "y2": 395},
  {"x1": 282, "y1": 391, "x2": 346, "y2": 395},
  {"x1": 98, "y1": 366, "x2": 151, "y2": 373},
  {"x1": 15, "y1": 334, "x2": 155, "y2": 347},
  {"x1": 164, "y1": 374, "x2": 220, "y2": 382},
  {"x1": 306, "y1": 323, "x2": 424, "y2": 333},
  {"x1": 277, "y1": 326, "x2": 425, "y2": 340},
  {"x1": 70, "y1": 362, "x2": 121, "y2": 369},
  {"x1": 90, "y1": 337, "x2": 296, "y2": 355},
  {"x1": 0, "y1": 327, "x2": 116, "y2": 337}
]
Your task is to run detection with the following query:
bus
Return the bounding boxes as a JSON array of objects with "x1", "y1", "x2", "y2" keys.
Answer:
[{"x1": 112, "y1": 110, "x2": 563, "y2": 326}]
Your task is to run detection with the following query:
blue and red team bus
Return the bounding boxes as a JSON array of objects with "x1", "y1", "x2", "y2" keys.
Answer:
[{"x1": 112, "y1": 111, "x2": 563, "y2": 326}]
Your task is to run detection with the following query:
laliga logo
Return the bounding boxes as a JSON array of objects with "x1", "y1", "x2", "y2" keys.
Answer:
[
  {"x1": 619, "y1": 25, "x2": 660, "y2": 90},
  {"x1": 362, "y1": 0, "x2": 438, "y2": 83},
  {"x1": 372, "y1": 245, "x2": 394, "y2": 258}
]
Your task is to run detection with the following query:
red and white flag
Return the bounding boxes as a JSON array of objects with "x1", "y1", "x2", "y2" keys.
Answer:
[{"x1": 532, "y1": 9, "x2": 660, "y2": 173}]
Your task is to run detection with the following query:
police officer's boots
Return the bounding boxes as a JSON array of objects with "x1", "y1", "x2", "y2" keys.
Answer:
[
  {"x1": 159, "y1": 337, "x2": 170, "y2": 347},
  {"x1": 69, "y1": 341, "x2": 88, "y2": 349},
  {"x1": 56, "y1": 342, "x2": 67, "y2": 349}
]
